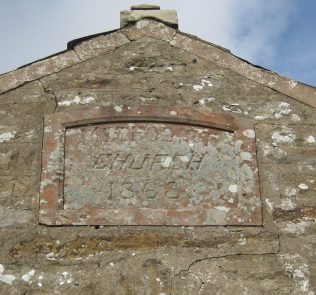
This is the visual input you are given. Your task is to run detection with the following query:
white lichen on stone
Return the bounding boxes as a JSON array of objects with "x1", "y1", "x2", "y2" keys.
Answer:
[
  {"x1": 66, "y1": 128, "x2": 82, "y2": 136},
  {"x1": 271, "y1": 131, "x2": 296, "y2": 143},
  {"x1": 288, "y1": 80, "x2": 298, "y2": 89},
  {"x1": 291, "y1": 113, "x2": 301, "y2": 121},
  {"x1": 22, "y1": 269, "x2": 35, "y2": 283},
  {"x1": 179, "y1": 155, "x2": 189, "y2": 162},
  {"x1": 284, "y1": 187, "x2": 297, "y2": 197},
  {"x1": 114, "y1": 105, "x2": 123, "y2": 112},
  {"x1": 0, "y1": 131, "x2": 16, "y2": 143},
  {"x1": 58, "y1": 271, "x2": 73, "y2": 285},
  {"x1": 279, "y1": 254, "x2": 314, "y2": 294},
  {"x1": 222, "y1": 104, "x2": 242, "y2": 113},
  {"x1": 265, "y1": 198, "x2": 273, "y2": 210},
  {"x1": 298, "y1": 183, "x2": 309, "y2": 190},
  {"x1": 0, "y1": 264, "x2": 16, "y2": 285},
  {"x1": 170, "y1": 111, "x2": 177, "y2": 116},
  {"x1": 26, "y1": 129, "x2": 35, "y2": 141},
  {"x1": 306, "y1": 135, "x2": 316, "y2": 144},
  {"x1": 166, "y1": 66, "x2": 173, "y2": 72},
  {"x1": 58, "y1": 96, "x2": 95, "y2": 106},
  {"x1": 274, "y1": 102, "x2": 292, "y2": 119},
  {"x1": 199, "y1": 97, "x2": 215, "y2": 106},
  {"x1": 44, "y1": 126, "x2": 52, "y2": 133},
  {"x1": 192, "y1": 79, "x2": 213, "y2": 91},
  {"x1": 201, "y1": 79, "x2": 213, "y2": 87},
  {"x1": 45, "y1": 252, "x2": 56, "y2": 261},
  {"x1": 254, "y1": 115, "x2": 267, "y2": 121},
  {"x1": 285, "y1": 220, "x2": 312, "y2": 234},
  {"x1": 243, "y1": 129, "x2": 255, "y2": 138},
  {"x1": 193, "y1": 85, "x2": 203, "y2": 91},
  {"x1": 240, "y1": 152, "x2": 252, "y2": 161},
  {"x1": 169, "y1": 39, "x2": 176, "y2": 46},
  {"x1": 228, "y1": 184, "x2": 238, "y2": 193},
  {"x1": 215, "y1": 206, "x2": 230, "y2": 212},
  {"x1": 136, "y1": 19, "x2": 150, "y2": 29},
  {"x1": 161, "y1": 156, "x2": 173, "y2": 168},
  {"x1": 279, "y1": 198, "x2": 296, "y2": 210},
  {"x1": 238, "y1": 237, "x2": 247, "y2": 245}
]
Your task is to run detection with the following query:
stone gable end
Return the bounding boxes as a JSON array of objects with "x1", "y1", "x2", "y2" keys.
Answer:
[{"x1": 0, "y1": 16, "x2": 315, "y2": 294}]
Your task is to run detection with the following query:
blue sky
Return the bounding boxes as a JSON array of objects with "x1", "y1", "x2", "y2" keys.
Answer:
[{"x1": 1, "y1": 0, "x2": 315, "y2": 87}]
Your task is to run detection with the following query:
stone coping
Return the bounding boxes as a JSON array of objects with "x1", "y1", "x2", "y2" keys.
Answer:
[{"x1": 0, "y1": 19, "x2": 315, "y2": 109}]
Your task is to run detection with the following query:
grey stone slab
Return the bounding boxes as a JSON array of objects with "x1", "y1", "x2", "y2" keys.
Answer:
[
  {"x1": 120, "y1": 9, "x2": 178, "y2": 28},
  {"x1": 74, "y1": 32, "x2": 130, "y2": 61},
  {"x1": 0, "y1": 206, "x2": 33, "y2": 228},
  {"x1": 0, "y1": 51, "x2": 80, "y2": 95}
]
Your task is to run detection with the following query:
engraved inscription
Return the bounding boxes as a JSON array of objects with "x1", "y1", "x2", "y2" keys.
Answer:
[
  {"x1": 94, "y1": 152, "x2": 205, "y2": 170},
  {"x1": 63, "y1": 123, "x2": 237, "y2": 209}
]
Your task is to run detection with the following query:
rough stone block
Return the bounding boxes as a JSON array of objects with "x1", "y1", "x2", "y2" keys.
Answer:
[
  {"x1": 0, "y1": 176, "x2": 38, "y2": 209},
  {"x1": 120, "y1": 9, "x2": 178, "y2": 28},
  {"x1": 171, "y1": 255, "x2": 295, "y2": 294},
  {"x1": 0, "y1": 149, "x2": 18, "y2": 173},
  {"x1": 0, "y1": 115, "x2": 46, "y2": 146},
  {"x1": 74, "y1": 32, "x2": 130, "y2": 61},
  {"x1": 0, "y1": 144, "x2": 40, "y2": 177},
  {"x1": 0, "y1": 81, "x2": 53, "y2": 105},
  {"x1": 0, "y1": 206, "x2": 32, "y2": 228},
  {"x1": 171, "y1": 33, "x2": 316, "y2": 108},
  {"x1": 0, "y1": 51, "x2": 80, "y2": 95},
  {"x1": 121, "y1": 19, "x2": 176, "y2": 42}
]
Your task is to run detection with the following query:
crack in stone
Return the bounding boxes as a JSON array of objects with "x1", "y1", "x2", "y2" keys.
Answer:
[
  {"x1": 73, "y1": 35, "x2": 132, "y2": 63},
  {"x1": 0, "y1": 57, "x2": 83, "y2": 96},
  {"x1": 168, "y1": 32, "x2": 178, "y2": 46},
  {"x1": 73, "y1": 49, "x2": 83, "y2": 62},
  {"x1": 120, "y1": 30, "x2": 132, "y2": 42},
  {"x1": 38, "y1": 79, "x2": 58, "y2": 113},
  {"x1": 0, "y1": 81, "x2": 30, "y2": 96},
  {"x1": 169, "y1": 245, "x2": 281, "y2": 295}
]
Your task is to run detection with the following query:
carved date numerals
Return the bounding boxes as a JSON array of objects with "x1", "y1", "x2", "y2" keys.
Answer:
[{"x1": 104, "y1": 180, "x2": 179, "y2": 201}]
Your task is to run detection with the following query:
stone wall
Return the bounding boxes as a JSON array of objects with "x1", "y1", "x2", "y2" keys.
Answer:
[{"x1": 0, "y1": 20, "x2": 315, "y2": 294}]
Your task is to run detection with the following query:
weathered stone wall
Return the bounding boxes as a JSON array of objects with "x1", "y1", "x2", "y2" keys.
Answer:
[{"x1": 0, "y1": 20, "x2": 315, "y2": 294}]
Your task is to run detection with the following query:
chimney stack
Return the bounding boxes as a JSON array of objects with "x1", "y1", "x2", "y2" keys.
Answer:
[{"x1": 120, "y1": 4, "x2": 178, "y2": 28}]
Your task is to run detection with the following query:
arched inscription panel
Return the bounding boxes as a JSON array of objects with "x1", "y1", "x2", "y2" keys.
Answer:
[{"x1": 39, "y1": 106, "x2": 262, "y2": 225}]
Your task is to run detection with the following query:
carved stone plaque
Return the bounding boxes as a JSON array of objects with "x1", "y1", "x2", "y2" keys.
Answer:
[{"x1": 39, "y1": 106, "x2": 262, "y2": 225}]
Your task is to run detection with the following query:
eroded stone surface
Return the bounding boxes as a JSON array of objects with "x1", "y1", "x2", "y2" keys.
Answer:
[
  {"x1": 121, "y1": 19, "x2": 176, "y2": 42},
  {"x1": 74, "y1": 31, "x2": 130, "y2": 61},
  {"x1": 171, "y1": 32, "x2": 316, "y2": 109},
  {"x1": 172, "y1": 255, "x2": 295, "y2": 294},
  {"x1": 39, "y1": 106, "x2": 261, "y2": 226},
  {"x1": 120, "y1": 9, "x2": 178, "y2": 28},
  {"x1": 0, "y1": 21, "x2": 316, "y2": 294},
  {"x1": 0, "y1": 206, "x2": 33, "y2": 228},
  {"x1": 0, "y1": 51, "x2": 80, "y2": 95}
]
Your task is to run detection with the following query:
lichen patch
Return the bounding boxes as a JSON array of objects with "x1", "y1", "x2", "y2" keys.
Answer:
[
  {"x1": 243, "y1": 129, "x2": 255, "y2": 139},
  {"x1": 0, "y1": 264, "x2": 16, "y2": 285},
  {"x1": 21, "y1": 269, "x2": 35, "y2": 283},
  {"x1": 0, "y1": 131, "x2": 16, "y2": 143},
  {"x1": 58, "y1": 96, "x2": 95, "y2": 107}
]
